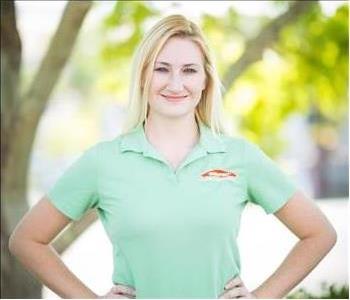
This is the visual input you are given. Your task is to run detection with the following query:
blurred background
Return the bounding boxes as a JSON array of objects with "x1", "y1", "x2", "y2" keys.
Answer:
[{"x1": 1, "y1": 1, "x2": 348, "y2": 298}]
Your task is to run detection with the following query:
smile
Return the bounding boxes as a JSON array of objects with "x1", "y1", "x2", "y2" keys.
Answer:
[{"x1": 161, "y1": 94, "x2": 189, "y2": 102}]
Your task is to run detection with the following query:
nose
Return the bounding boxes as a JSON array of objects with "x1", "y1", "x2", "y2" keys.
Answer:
[{"x1": 166, "y1": 73, "x2": 184, "y2": 93}]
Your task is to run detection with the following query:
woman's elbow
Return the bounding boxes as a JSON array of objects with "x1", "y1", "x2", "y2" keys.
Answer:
[
  {"x1": 8, "y1": 231, "x2": 21, "y2": 255},
  {"x1": 8, "y1": 230, "x2": 29, "y2": 257},
  {"x1": 327, "y1": 226, "x2": 337, "y2": 248},
  {"x1": 307, "y1": 223, "x2": 338, "y2": 253},
  {"x1": 8, "y1": 238, "x2": 16, "y2": 257},
  {"x1": 319, "y1": 225, "x2": 337, "y2": 251}
]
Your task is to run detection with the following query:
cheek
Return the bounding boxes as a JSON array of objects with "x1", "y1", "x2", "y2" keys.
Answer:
[
  {"x1": 184, "y1": 76, "x2": 206, "y2": 94},
  {"x1": 150, "y1": 73, "x2": 168, "y2": 92}
]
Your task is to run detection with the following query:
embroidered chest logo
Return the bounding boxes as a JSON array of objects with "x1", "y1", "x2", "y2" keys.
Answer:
[{"x1": 200, "y1": 169, "x2": 238, "y2": 181}]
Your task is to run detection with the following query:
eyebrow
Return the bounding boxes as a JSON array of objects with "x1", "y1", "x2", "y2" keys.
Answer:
[{"x1": 155, "y1": 61, "x2": 200, "y2": 67}]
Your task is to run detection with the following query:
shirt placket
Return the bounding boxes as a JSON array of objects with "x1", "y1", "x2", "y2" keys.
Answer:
[{"x1": 142, "y1": 143, "x2": 208, "y2": 184}]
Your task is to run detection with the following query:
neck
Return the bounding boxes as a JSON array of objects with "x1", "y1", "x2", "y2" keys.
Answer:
[{"x1": 144, "y1": 113, "x2": 199, "y2": 149}]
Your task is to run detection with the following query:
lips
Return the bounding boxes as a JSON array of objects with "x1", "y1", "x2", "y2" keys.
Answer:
[{"x1": 161, "y1": 94, "x2": 188, "y2": 102}]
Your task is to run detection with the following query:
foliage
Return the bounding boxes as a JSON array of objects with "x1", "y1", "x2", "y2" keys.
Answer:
[
  {"x1": 287, "y1": 282, "x2": 349, "y2": 299},
  {"x1": 98, "y1": 1, "x2": 160, "y2": 103},
  {"x1": 277, "y1": 4, "x2": 348, "y2": 123},
  {"x1": 223, "y1": 3, "x2": 348, "y2": 155},
  {"x1": 102, "y1": 1, "x2": 159, "y2": 62},
  {"x1": 70, "y1": 1, "x2": 348, "y2": 157}
]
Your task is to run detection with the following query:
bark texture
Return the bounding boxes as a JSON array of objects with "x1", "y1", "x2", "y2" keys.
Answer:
[{"x1": 1, "y1": 2, "x2": 93, "y2": 298}]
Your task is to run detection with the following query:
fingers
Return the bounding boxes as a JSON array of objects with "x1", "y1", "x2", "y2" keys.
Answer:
[
  {"x1": 113, "y1": 284, "x2": 136, "y2": 295},
  {"x1": 219, "y1": 286, "x2": 244, "y2": 299},
  {"x1": 224, "y1": 276, "x2": 243, "y2": 290},
  {"x1": 219, "y1": 286, "x2": 250, "y2": 299},
  {"x1": 218, "y1": 276, "x2": 250, "y2": 299},
  {"x1": 115, "y1": 294, "x2": 134, "y2": 299},
  {"x1": 100, "y1": 291, "x2": 134, "y2": 299},
  {"x1": 108, "y1": 293, "x2": 134, "y2": 299},
  {"x1": 112, "y1": 284, "x2": 136, "y2": 298}
]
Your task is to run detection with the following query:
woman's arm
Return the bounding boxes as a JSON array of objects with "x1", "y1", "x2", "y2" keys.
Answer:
[
  {"x1": 251, "y1": 190, "x2": 337, "y2": 299},
  {"x1": 8, "y1": 196, "x2": 98, "y2": 299}
]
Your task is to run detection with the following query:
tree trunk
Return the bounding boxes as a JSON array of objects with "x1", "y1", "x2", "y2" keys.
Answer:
[{"x1": 1, "y1": 1, "x2": 93, "y2": 298}]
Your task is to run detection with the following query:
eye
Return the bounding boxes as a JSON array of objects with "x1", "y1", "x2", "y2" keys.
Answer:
[
  {"x1": 183, "y1": 68, "x2": 197, "y2": 74},
  {"x1": 154, "y1": 67, "x2": 168, "y2": 72}
]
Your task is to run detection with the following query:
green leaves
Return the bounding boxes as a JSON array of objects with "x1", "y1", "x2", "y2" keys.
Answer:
[
  {"x1": 101, "y1": 1, "x2": 159, "y2": 63},
  {"x1": 225, "y1": 3, "x2": 348, "y2": 154},
  {"x1": 94, "y1": 2, "x2": 348, "y2": 155}
]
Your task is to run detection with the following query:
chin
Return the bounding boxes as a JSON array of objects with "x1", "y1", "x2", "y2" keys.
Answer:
[{"x1": 154, "y1": 108, "x2": 196, "y2": 119}]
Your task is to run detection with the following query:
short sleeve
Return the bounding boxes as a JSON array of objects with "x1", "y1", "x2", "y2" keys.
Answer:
[
  {"x1": 46, "y1": 144, "x2": 100, "y2": 221},
  {"x1": 243, "y1": 140, "x2": 298, "y2": 214}
]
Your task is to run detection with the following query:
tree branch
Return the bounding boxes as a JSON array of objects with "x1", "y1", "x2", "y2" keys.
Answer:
[
  {"x1": 20, "y1": 1, "x2": 97, "y2": 255},
  {"x1": 53, "y1": 210, "x2": 98, "y2": 254},
  {"x1": 22, "y1": 1, "x2": 93, "y2": 116},
  {"x1": 2, "y1": 1, "x2": 93, "y2": 232},
  {"x1": 222, "y1": 1, "x2": 317, "y2": 94}
]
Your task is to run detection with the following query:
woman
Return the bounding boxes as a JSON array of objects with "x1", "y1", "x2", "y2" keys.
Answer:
[{"x1": 9, "y1": 14, "x2": 337, "y2": 299}]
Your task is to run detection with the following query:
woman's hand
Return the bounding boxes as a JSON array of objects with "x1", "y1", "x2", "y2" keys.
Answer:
[
  {"x1": 97, "y1": 284, "x2": 136, "y2": 299},
  {"x1": 218, "y1": 276, "x2": 257, "y2": 299}
]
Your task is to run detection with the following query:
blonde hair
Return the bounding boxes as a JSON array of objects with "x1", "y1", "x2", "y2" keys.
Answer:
[{"x1": 121, "y1": 14, "x2": 229, "y2": 136}]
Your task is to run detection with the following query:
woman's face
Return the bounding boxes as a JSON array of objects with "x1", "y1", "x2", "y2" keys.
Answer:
[{"x1": 148, "y1": 37, "x2": 206, "y2": 120}]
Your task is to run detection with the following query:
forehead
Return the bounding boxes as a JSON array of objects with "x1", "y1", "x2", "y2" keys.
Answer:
[{"x1": 156, "y1": 37, "x2": 204, "y2": 66}]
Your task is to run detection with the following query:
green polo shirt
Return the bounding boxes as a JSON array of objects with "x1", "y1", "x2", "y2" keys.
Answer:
[{"x1": 47, "y1": 121, "x2": 297, "y2": 298}]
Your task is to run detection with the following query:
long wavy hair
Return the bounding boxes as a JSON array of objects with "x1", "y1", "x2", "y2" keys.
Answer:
[{"x1": 121, "y1": 14, "x2": 229, "y2": 136}]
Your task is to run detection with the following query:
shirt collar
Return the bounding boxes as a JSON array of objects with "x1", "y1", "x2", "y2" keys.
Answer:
[{"x1": 120, "y1": 121, "x2": 227, "y2": 155}]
